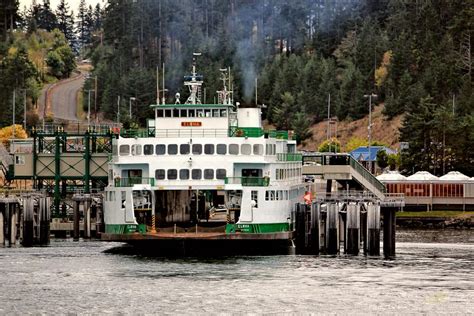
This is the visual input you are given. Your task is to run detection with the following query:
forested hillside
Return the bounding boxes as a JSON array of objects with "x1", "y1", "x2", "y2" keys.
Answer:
[{"x1": 1, "y1": 0, "x2": 473, "y2": 176}]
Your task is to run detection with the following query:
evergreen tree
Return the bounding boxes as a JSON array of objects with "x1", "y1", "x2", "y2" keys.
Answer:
[
  {"x1": 36, "y1": 0, "x2": 58, "y2": 31},
  {"x1": 55, "y1": 0, "x2": 75, "y2": 47}
]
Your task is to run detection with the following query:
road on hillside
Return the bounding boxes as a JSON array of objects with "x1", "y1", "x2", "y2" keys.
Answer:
[{"x1": 50, "y1": 72, "x2": 86, "y2": 121}]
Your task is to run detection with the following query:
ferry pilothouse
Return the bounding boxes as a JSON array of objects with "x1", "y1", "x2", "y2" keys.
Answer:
[{"x1": 102, "y1": 55, "x2": 307, "y2": 255}]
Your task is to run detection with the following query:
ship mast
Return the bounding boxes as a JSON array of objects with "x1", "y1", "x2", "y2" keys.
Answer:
[{"x1": 184, "y1": 53, "x2": 203, "y2": 105}]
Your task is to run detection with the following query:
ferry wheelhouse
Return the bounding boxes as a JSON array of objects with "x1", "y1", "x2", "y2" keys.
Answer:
[{"x1": 102, "y1": 57, "x2": 306, "y2": 254}]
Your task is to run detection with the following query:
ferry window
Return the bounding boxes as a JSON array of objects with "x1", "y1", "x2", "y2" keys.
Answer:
[
  {"x1": 173, "y1": 108, "x2": 179, "y2": 117},
  {"x1": 155, "y1": 169, "x2": 165, "y2": 180},
  {"x1": 192, "y1": 144, "x2": 202, "y2": 154},
  {"x1": 168, "y1": 144, "x2": 178, "y2": 155},
  {"x1": 204, "y1": 144, "x2": 214, "y2": 154},
  {"x1": 157, "y1": 109, "x2": 164, "y2": 117},
  {"x1": 270, "y1": 190, "x2": 275, "y2": 201},
  {"x1": 212, "y1": 109, "x2": 219, "y2": 117},
  {"x1": 196, "y1": 109, "x2": 204, "y2": 117},
  {"x1": 204, "y1": 169, "x2": 214, "y2": 179},
  {"x1": 272, "y1": 144, "x2": 276, "y2": 155},
  {"x1": 284, "y1": 190, "x2": 288, "y2": 200},
  {"x1": 216, "y1": 169, "x2": 226, "y2": 179},
  {"x1": 167, "y1": 169, "x2": 178, "y2": 180},
  {"x1": 251, "y1": 191, "x2": 258, "y2": 207},
  {"x1": 265, "y1": 144, "x2": 270, "y2": 155},
  {"x1": 265, "y1": 191, "x2": 269, "y2": 201},
  {"x1": 277, "y1": 190, "x2": 283, "y2": 201},
  {"x1": 229, "y1": 144, "x2": 239, "y2": 155},
  {"x1": 131, "y1": 144, "x2": 142, "y2": 155},
  {"x1": 204, "y1": 109, "x2": 211, "y2": 117},
  {"x1": 156, "y1": 144, "x2": 166, "y2": 155},
  {"x1": 144, "y1": 144, "x2": 153, "y2": 155},
  {"x1": 241, "y1": 144, "x2": 251, "y2": 155},
  {"x1": 253, "y1": 144, "x2": 263, "y2": 155},
  {"x1": 180, "y1": 144, "x2": 190, "y2": 155},
  {"x1": 188, "y1": 109, "x2": 195, "y2": 117},
  {"x1": 15, "y1": 155, "x2": 25, "y2": 165},
  {"x1": 220, "y1": 109, "x2": 227, "y2": 117},
  {"x1": 217, "y1": 144, "x2": 227, "y2": 155},
  {"x1": 180, "y1": 109, "x2": 188, "y2": 117},
  {"x1": 112, "y1": 144, "x2": 117, "y2": 155},
  {"x1": 165, "y1": 109, "x2": 172, "y2": 117},
  {"x1": 192, "y1": 169, "x2": 202, "y2": 179},
  {"x1": 179, "y1": 169, "x2": 189, "y2": 180},
  {"x1": 119, "y1": 145, "x2": 130, "y2": 155}
]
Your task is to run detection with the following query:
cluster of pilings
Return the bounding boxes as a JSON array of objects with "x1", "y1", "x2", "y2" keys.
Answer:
[
  {"x1": 0, "y1": 194, "x2": 50, "y2": 247},
  {"x1": 294, "y1": 200, "x2": 396, "y2": 258},
  {"x1": 71, "y1": 193, "x2": 103, "y2": 240}
]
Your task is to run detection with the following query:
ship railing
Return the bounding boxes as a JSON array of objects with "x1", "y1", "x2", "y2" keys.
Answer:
[
  {"x1": 225, "y1": 177, "x2": 270, "y2": 187},
  {"x1": 154, "y1": 129, "x2": 229, "y2": 138},
  {"x1": 114, "y1": 177, "x2": 155, "y2": 187},
  {"x1": 277, "y1": 153, "x2": 302, "y2": 161}
]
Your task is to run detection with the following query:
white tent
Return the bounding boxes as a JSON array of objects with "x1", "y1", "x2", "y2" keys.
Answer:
[
  {"x1": 377, "y1": 171, "x2": 407, "y2": 181},
  {"x1": 439, "y1": 171, "x2": 470, "y2": 181},
  {"x1": 406, "y1": 171, "x2": 438, "y2": 181}
]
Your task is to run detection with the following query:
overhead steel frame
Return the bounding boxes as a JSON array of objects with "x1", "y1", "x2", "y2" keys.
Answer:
[{"x1": 31, "y1": 127, "x2": 114, "y2": 217}]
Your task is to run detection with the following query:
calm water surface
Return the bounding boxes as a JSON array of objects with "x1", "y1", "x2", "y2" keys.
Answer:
[{"x1": 0, "y1": 229, "x2": 472, "y2": 314}]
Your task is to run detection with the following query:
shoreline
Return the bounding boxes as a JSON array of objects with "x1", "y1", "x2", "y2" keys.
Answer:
[{"x1": 396, "y1": 211, "x2": 473, "y2": 229}]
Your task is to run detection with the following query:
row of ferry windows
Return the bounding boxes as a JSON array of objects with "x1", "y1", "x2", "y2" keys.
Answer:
[
  {"x1": 275, "y1": 167, "x2": 302, "y2": 180},
  {"x1": 119, "y1": 143, "x2": 276, "y2": 156},
  {"x1": 155, "y1": 168, "x2": 227, "y2": 180},
  {"x1": 265, "y1": 188, "x2": 305, "y2": 201},
  {"x1": 157, "y1": 108, "x2": 228, "y2": 118}
]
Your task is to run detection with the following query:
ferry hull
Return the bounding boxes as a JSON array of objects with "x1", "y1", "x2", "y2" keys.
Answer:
[{"x1": 101, "y1": 232, "x2": 295, "y2": 256}]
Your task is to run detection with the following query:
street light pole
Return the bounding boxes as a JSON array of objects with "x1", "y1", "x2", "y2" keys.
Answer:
[
  {"x1": 23, "y1": 89, "x2": 27, "y2": 130},
  {"x1": 87, "y1": 89, "x2": 95, "y2": 127},
  {"x1": 129, "y1": 97, "x2": 136, "y2": 119},
  {"x1": 364, "y1": 93, "x2": 377, "y2": 173},
  {"x1": 12, "y1": 89, "x2": 16, "y2": 138}
]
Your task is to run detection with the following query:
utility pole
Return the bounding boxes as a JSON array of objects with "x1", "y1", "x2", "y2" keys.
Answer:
[
  {"x1": 94, "y1": 76, "x2": 98, "y2": 122},
  {"x1": 12, "y1": 89, "x2": 16, "y2": 138},
  {"x1": 87, "y1": 89, "x2": 95, "y2": 127},
  {"x1": 117, "y1": 95, "x2": 121, "y2": 123},
  {"x1": 327, "y1": 93, "x2": 331, "y2": 153},
  {"x1": 364, "y1": 93, "x2": 377, "y2": 173},
  {"x1": 23, "y1": 89, "x2": 27, "y2": 130}
]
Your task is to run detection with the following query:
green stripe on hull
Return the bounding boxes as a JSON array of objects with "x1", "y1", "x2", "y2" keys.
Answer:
[
  {"x1": 225, "y1": 223, "x2": 290, "y2": 234},
  {"x1": 105, "y1": 224, "x2": 138, "y2": 234}
]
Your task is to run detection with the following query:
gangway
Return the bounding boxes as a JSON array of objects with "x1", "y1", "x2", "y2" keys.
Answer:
[{"x1": 302, "y1": 153, "x2": 404, "y2": 207}]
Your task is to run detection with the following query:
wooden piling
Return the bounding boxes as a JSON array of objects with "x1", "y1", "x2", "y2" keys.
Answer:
[
  {"x1": 73, "y1": 200, "x2": 80, "y2": 241},
  {"x1": 345, "y1": 203, "x2": 360, "y2": 255},
  {"x1": 22, "y1": 198, "x2": 34, "y2": 247},
  {"x1": 10, "y1": 203, "x2": 17, "y2": 246},
  {"x1": 326, "y1": 203, "x2": 339, "y2": 254},
  {"x1": 295, "y1": 203, "x2": 307, "y2": 254},
  {"x1": 309, "y1": 202, "x2": 320, "y2": 255},
  {"x1": 84, "y1": 200, "x2": 91, "y2": 238},
  {"x1": 383, "y1": 207, "x2": 396, "y2": 258},
  {"x1": 0, "y1": 209, "x2": 4, "y2": 246},
  {"x1": 360, "y1": 203, "x2": 367, "y2": 254},
  {"x1": 367, "y1": 203, "x2": 381, "y2": 256},
  {"x1": 39, "y1": 197, "x2": 51, "y2": 245}
]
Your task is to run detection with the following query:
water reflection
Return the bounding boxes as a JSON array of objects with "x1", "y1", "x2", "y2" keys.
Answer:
[{"x1": 0, "y1": 229, "x2": 472, "y2": 314}]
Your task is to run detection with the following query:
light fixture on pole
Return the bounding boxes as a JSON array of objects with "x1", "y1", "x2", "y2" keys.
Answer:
[
  {"x1": 364, "y1": 93, "x2": 377, "y2": 173},
  {"x1": 129, "y1": 97, "x2": 136, "y2": 119}
]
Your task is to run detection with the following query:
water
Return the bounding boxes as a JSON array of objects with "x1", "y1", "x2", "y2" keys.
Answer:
[{"x1": 0, "y1": 230, "x2": 472, "y2": 314}]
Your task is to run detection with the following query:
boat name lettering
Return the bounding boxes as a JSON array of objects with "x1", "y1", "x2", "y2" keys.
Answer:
[{"x1": 181, "y1": 122, "x2": 202, "y2": 127}]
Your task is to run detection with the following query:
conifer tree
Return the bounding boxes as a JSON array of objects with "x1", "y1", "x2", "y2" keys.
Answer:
[{"x1": 55, "y1": 0, "x2": 75, "y2": 47}]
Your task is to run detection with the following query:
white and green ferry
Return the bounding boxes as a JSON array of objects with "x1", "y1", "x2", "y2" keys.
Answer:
[{"x1": 101, "y1": 57, "x2": 306, "y2": 255}]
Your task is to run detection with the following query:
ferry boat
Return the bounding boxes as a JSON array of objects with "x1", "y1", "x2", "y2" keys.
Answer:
[{"x1": 101, "y1": 56, "x2": 307, "y2": 255}]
